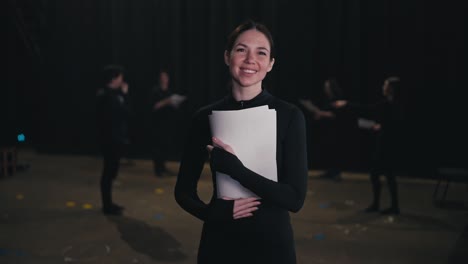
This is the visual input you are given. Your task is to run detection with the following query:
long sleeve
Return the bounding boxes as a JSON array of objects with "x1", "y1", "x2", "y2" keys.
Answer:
[
  {"x1": 96, "y1": 90, "x2": 129, "y2": 144},
  {"x1": 174, "y1": 111, "x2": 234, "y2": 222},
  {"x1": 298, "y1": 99, "x2": 321, "y2": 114},
  {"x1": 211, "y1": 107, "x2": 308, "y2": 213}
]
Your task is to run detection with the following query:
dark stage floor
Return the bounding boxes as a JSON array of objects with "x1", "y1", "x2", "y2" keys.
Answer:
[{"x1": 1, "y1": 149, "x2": 467, "y2": 263}]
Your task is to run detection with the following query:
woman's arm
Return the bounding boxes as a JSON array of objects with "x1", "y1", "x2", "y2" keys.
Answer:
[
  {"x1": 174, "y1": 112, "x2": 234, "y2": 222},
  {"x1": 210, "y1": 107, "x2": 308, "y2": 213},
  {"x1": 299, "y1": 99, "x2": 321, "y2": 114},
  {"x1": 153, "y1": 97, "x2": 172, "y2": 110}
]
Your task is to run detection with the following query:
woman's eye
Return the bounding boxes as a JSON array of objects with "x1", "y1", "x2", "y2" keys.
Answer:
[
  {"x1": 258, "y1": 51, "x2": 267, "y2": 56},
  {"x1": 236, "y1": 48, "x2": 246, "y2": 52}
]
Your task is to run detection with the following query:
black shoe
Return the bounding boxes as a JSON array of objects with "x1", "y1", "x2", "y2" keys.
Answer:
[
  {"x1": 380, "y1": 207, "x2": 400, "y2": 215},
  {"x1": 111, "y1": 203, "x2": 125, "y2": 211},
  {"x1": 154, "y1": 165, "x2": 167, "y2": 177},
  {"x1": 363, "y1": 204, "x2": 379, "y2": 213},
  {"x1": 318, "y1": 172, "x2": 332, "y2": 179},
  {"x1": 102, "y1": 206, "x2": 123, "y2": 215}
]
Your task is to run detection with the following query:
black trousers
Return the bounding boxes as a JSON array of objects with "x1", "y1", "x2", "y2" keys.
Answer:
[
  {"x1": 370, "y1": 169, "x2": 399, "y2": 208},
  {"x1": 151, "y1": 118, "x2": 172, "y2": 174},
  {"x1": 100, "y1": 143, "x2": 123, "y2": 208},
  {"x1": 369, "y1": 139, "x2": 400, "y2": 209}
]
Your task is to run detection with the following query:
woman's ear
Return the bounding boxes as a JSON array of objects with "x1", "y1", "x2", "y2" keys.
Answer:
[
  {"x1": 224, "y1": 50, "x2": 230, "y2": 66},
  {"x1": 267, "y1": 58, "x2": 275, "y2": 72}
]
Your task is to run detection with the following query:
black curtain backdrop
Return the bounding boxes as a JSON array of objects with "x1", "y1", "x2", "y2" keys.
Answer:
[{"x1": 7, "y1": 0, "x2": 467, "y2": 176}]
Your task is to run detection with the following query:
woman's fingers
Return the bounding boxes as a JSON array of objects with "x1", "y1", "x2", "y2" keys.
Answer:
[
  {"x1": 234, "y1": 203, "x2": 259, "y2": 214},
  {"x1": 206, "y1": 145, "x2": 214, "y2": 153},
  {"x1": 212, "y1": 137, "x2": 235, "y2": 154},
  {"x1": 234, "y1": 213, "x2": 253, "y2": 219},
  {"x1": 235, "y1": 197, "x2": 259, "y2": 206},
  {"x1": 233, "y1": 207, "x2": 259, "y2": 218},
  {"x1": 233, "y1": 198, "x2": 261, "y2": 214},
  {"x1": 212, "y1": 137, "x2": 227, "y2": 148},
  {"x1": 217, "y1": 197, "x2": 260, "y2": 219}
]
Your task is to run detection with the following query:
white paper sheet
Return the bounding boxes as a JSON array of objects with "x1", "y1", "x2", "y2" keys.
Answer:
[
  {"x1": 209, "y1": 106, "x2": 277, "y2": 199},
  {"x1": 357, "y1": 118, "x2": 377, "y2": 130}
]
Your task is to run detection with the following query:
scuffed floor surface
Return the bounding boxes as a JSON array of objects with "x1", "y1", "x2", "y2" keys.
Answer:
[{"x1": 1, "y1": 149, "x2": 467, "y2": 263}]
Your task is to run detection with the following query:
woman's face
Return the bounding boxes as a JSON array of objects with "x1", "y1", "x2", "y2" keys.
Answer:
[
  {"x1": 324, "y1": 80, "x2": 333, "y2": 98},
  {"x1": 383, "y1": 80, "x2": 391, "y2": 97},
  {"x1": 109, "y1": 74, "x2": 124, "y2": 89},
  {"x1": 224, "y1": 29, "x2": 275, "y2": 90},
  {"x1": 159, "y1": 72, "x2": 169, "y2": 90}
]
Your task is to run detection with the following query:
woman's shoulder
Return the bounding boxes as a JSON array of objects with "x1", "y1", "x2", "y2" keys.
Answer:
[
  {"x1": 192, "y1": 97, "x2": 228, "y2": 119},
  {"x1": 269, "y1": 96, "x2": 304, "y2": 117}
]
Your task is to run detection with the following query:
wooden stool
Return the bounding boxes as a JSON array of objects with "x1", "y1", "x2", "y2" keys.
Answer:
[{"x1": 1, "y1": 147, "x2": 17, "y2": 177}]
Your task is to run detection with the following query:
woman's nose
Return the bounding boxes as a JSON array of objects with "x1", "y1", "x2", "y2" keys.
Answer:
[{"x1": 244, "y1": 51, "x2": 255, "y2": 63}]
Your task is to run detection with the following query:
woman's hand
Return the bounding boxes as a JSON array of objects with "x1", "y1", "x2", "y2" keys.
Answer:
[
  {"x1": 209, "y1": 139, "x2": 258, "y2": 219},
  {"x1": 314, "y1": 110, "x2": 335, "y2": 120},
  {"x1": 222, "y1": 197, "x2": 261, "y2": 219},
  {"x1": 332, "y1": 100, "x2": 347, "y2": 108},
  {"x1": 153, "y1": 97, "x2": 172, "y2": 110},
  {"x1": 206, "y1": 137, "x2": 235, "y2": 155},
  {"x1": 121, "y1": 82, "x2": 129, "y2": 94},
  {"x1": 372, "y1": 123, "x2": 382, "y2": 131}
]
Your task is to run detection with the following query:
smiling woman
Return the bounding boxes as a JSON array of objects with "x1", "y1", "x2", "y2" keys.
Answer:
[
  {"x1": 224, "y1": 22, "x2": 275, "y2": 97},
  {"x1": 175, "y1": 20, "x2": 308, "y2": 264}
]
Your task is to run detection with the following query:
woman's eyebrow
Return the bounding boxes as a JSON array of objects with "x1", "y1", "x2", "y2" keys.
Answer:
[
  {"x1": 235, "y1": 43, "x2": 270, "y2": 52},
  {"x1": 257, "y1": 47, "x2": 270, "y2": 52}
]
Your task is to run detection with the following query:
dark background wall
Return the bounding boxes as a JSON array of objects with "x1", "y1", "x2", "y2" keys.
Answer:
[{"x1": 6, "y1": 0, "x2": 467, "y2": 176}]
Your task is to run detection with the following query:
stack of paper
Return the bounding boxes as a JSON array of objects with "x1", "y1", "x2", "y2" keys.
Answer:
[
  {"x1": 170, "y1": 94, "x2": 187, "y2": 108},
  {"x1": 358, "y1": 118, "x2": 377, "y2": 130},
  {"x1": 209, "y1": 106, "x2": 277, "y2": 198}
]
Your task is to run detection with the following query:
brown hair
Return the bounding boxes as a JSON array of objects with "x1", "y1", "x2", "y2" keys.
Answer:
[{"x1": 225, "y1": 19, "x2": 275, "y2": 60}]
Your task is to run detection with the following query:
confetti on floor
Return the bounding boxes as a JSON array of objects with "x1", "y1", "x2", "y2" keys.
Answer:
[
  {"x1": 155, "y1": 188, "x2": 165, "y2": 195},
  {"x1": 383, "y1": 216, "x2": 396, "y2": 224},
  {"x1": 154, "y1": 213, "x2": 164, "y2": 220},
  {"x1": 82, "y1": 203, "x2": 93, "y2": 210},
  {"x1": 319, "y1": 202, "x2": 330, "y2": 209},
  {"x1": 314, "y1": 233, "x2": 325, "y2": 240},
  {"x1": 66, "y1": 201, "x2": 76, "y2": 208}
]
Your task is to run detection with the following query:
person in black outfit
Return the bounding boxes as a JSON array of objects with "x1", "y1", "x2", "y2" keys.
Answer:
[
  {"x1": 96, "y1": 65, "x2": 130, "y2": 215},
  {"x1": 334, "y1": 76, "x2": 402, "y2": 215},
  {"x1": 174, "y1": 20, "x2": 308, "y2": 264},
  {"x1": 149, "y1": 70, "x2": 186, "y2": 177},
  {"x1": 299, "y1": 78, "x2": 345, "y2": 181}
]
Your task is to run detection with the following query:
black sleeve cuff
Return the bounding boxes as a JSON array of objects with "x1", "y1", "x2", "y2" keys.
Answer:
[
  {"x1": 210, "y1": 147, "x2": 244, "y2": 177},
  {"x1": 206, "y1": 198, "x2": 234, "y2": 222}
]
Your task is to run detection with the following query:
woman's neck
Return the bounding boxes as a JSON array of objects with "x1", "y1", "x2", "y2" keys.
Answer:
[{"x1": 231, "y1": 82, "x2": 262, "y2": 101}]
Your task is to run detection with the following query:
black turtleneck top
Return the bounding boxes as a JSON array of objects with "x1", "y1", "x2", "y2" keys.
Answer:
[
  {"x1": 174, "y1": 90, "x2": 308, "y2": 264},
  {"x1": 96, "y1": 87, "x2": 130, "y2": 145}
]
